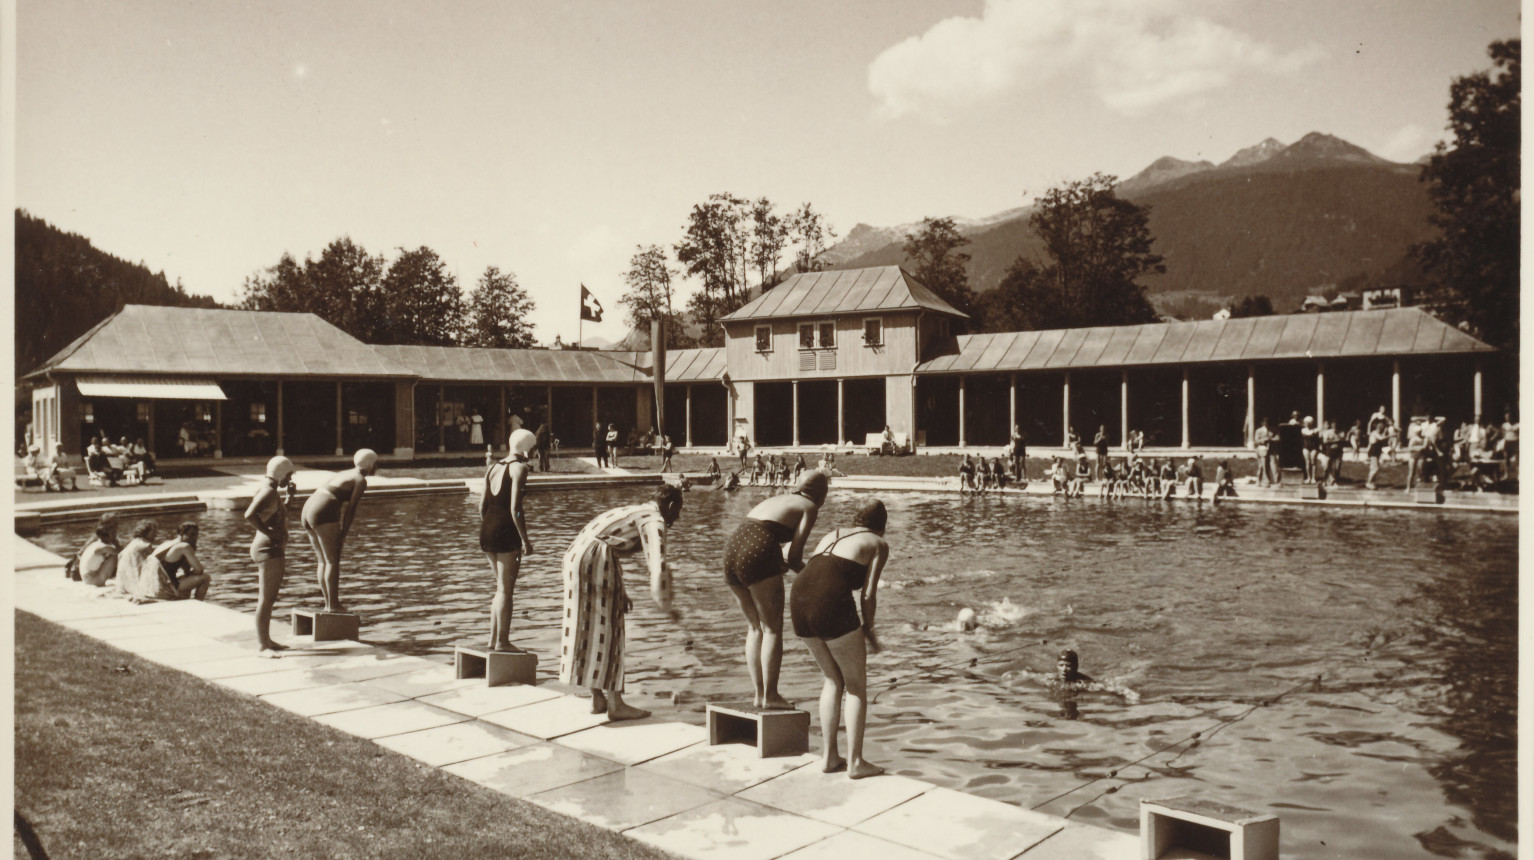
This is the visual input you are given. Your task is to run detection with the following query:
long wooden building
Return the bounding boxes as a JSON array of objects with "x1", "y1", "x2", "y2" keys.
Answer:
[{"x1": 23, "y1": 266, "x2": 1499, "y2": 463}]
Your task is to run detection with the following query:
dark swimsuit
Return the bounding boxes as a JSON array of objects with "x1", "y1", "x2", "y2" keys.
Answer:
[
  {"x1": 479, "y1": 461, "x2": 524, "y2": 553},
  {"x1": 302, "y1": 481, "x2": 354, "y2": 529},
  {"x1": 249, "y1": 487, "x2": 288, "y2": 563},
  {"x1": 790, "y1": 531, "x2": 871, "y2": 640},
  {"x1": 724, "y1": 517, "x2": 795, "y2": 587},
  {"x1": 157, "y1": 548, "x2": 192, "y2": 591}
]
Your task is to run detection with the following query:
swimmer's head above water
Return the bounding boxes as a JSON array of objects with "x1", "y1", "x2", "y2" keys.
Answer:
[
  {"x1": 1057, "y1": 649, "x2": 1083, "y2": 683},
  {"x1": 653, "y1": 484, "x2": 684, "y2": 525}
]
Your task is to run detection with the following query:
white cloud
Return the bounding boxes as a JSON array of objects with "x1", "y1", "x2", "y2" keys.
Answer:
[
  {"x1": 1378, "y1": 123, "x2": 1440, "y2": 163},
  {"x1": 867, "y1": 0, "x2": 1320, "y2": 119}
]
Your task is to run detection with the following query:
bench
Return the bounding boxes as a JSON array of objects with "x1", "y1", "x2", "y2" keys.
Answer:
[{"x1": 864, "y1": 432, "x2": 909, "y2": 455}]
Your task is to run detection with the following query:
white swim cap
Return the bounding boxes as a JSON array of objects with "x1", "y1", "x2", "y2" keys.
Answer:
[
  {"x1": 266, "y1": 455, "x2": 295, "y2": 482},
  {"x1": 354, "y1": 449, "x2": 378, "y2": 470},
  {"x1": 509, "y1": 428, "x2": 537, "y2": 456}
]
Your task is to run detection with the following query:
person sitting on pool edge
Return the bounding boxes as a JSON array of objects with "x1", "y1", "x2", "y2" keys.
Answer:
[
  {"x1": 76, "y1": 513, "x2": 122, "y2": 587},
  {"x1": 149, "y1": 522, "x2": 212, "y2": 600},
  {"x1": 790, "y1": 498, "x2": 890, "y2": 779},
  {"x1": 724, "y1": 469, "x2": 828, "y2": 710},
  {"x1": 1213, "y1": 461, "x2": 1238, "y2": 501}
]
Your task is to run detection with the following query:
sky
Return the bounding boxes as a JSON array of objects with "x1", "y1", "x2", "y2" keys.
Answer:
[{"x1": 13, "y1": 0, "x2": 1522, "y2": 346}]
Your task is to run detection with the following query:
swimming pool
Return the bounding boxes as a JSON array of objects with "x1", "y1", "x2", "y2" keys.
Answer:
[{"x1": 36, "y1": 487, "x2": 1517, "y2": 860}]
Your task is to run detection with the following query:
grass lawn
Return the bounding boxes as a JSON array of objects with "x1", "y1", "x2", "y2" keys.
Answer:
[{"x1": 12, "y1": 611, "x2": 672, "y2": 860}]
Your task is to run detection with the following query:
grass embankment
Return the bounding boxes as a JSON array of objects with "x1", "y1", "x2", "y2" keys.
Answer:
[{"x1": 12, "y1": 611, "x2": 671, "y2": 860}]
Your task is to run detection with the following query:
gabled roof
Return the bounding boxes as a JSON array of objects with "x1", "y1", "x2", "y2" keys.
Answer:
[
  {"x1": 721, "y1": 266, "x2": 968, "y2": 323},
  {"x1": 26, "y1": 305, "x2": 417, "y2": 379},
  {"x1": 374, "y1": 345, "x2": 727, "y2": 384},
  {"x1": 915, "y1": 308, "x2": 1493, "y2": 375}
]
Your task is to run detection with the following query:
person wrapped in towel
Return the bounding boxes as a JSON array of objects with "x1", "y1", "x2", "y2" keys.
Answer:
[{"x1": 559, "y1": 485, "x2": 683, "y2": 722}]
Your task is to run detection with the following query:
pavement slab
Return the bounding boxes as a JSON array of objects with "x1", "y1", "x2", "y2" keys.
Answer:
[
  {"x1": 313, "y1": 700, "x2": 469, "y2": 740},
  {"x1": 417, "y1": 681, "x2": 564, "y2": 718},
  {"x1": 738, "y1": 765, "x2": 932, "y2": 828},
  {"x1": 1016, "y1": 822, "x2": 1140, "y2": 859},
  {"x1": 260, "y1": 681, "x2": 410, "y2": 717},
  {"x1": 477, "y1": 693, "x2": 613, "y2": 739},
  {"x1": 625, "y1": 797, "x2": 842, "y2": 860},
  {"x1": 442, "y1": 743, "x2": 623, "y2": 797},
  {"x1": 779, "y1": 831, "x2": 947, "y2": 860},
  {"x1": 373, "y1": 721, "x2": 542, "y2": 768},
  {"x1": 526, "y1": 768, "x2": 722, "y2": 832},
  {"x1": 851, "y1": 788, "x2": 1063, "y2": 860},
  {"x1": 556, "y1": 719, "x2": 708, "y2": 766},
  {"x1": 637, "y1": 743, "x2": 818, "y2": 795}
]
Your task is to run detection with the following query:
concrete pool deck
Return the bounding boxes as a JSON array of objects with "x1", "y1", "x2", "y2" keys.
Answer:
[{"x1": 12, "y1": 537, "x2": 1139, "y2": 860}]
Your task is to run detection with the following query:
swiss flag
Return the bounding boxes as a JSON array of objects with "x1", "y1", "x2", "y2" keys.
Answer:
[{"x1": 580, "y1": 284, "x2": 604, "y2": 322}]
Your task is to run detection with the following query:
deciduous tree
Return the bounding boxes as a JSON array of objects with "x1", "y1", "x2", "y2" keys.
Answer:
[
  {"x1": 902, "y1": 216, "x2": 974, "y2": 316},
  {"x1": 787, "y1": 203, "x2": 837, "y2": 273},
  {"x1": 463, "y1": 265, "x2": 537, "y2": 348},
  {"x1": 376, "y1": 246, "x2": 463, "y2": 346},
  {"x1": 618, "y1": 245, "x2": 692, "y2": 348},
  {"x1": 1412, "y1": 39, "x2": 1520, "y2": 375},
  {"x1": 748, "y1": 197, "x2": 789, "y2": 289}
]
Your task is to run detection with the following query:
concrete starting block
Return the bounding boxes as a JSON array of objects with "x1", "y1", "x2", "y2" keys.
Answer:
[
  {"x1": 454, "y1": 645, "x2": 537, "y2": 686},
  {"x1": 1412, "y1": 485, "x2": 1443, "y2": 504},
  {"x1": 292, "y1": 609, "x2": 360, "y2": 641},
  {"x1": 706, "y1": 701, "x2": 810, "y2": 758},
  {"x1": 1297, "y1": 484, "x2": 1323, "y2": 500},
  {"x1": 1141, "y1": 796, "x2": 1278, "y2": 860}
]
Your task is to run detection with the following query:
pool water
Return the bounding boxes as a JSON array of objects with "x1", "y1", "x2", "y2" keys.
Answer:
[{"x1": 37, "y1": 488, "x2": 1517, "y2": 860}]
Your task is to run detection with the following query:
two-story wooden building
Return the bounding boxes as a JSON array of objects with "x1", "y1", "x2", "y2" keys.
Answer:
[{"x1": 720, "y1": 266, "x2": 969, "y2": 447}]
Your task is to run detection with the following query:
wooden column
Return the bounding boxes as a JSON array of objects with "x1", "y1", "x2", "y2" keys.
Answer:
[
  {"x1": 1062, "y1": 372, "x2": 1071, "y2": 448},
  {"x1": 958, "y1": 376, "x2": 966, "y2": 448},
  {"x1": 1009, "y1": 373, "x2": 1017, "y2": 437},
  {"x1": 1466, "y1": 358, "x2": 1478, "y2": 423},
  {"x1": 545, "y1": 386, "x2": 554, "y2": 437},
  {"x1": 274, "y1": 380, "x2": 283, "y2": 455},
  {"x1": 685, "y1": 384, "x2": 693, "y2": 448},
  {"x1": 591, "y1": 387, "x2": 600, "y2": 448},
  {"x1": 335, "y1": 381, "x2": 344, "y2": 456},
  {"x1": 1120, "y1": 370, "x2": 1129, "y2": 449},
  {"x1": 836, "y1": 379, "x2": 844, "y2": 447},
  {"x1": 498, "y1": 386, "x2": 507, "y2": 451},
  {"x1": 1391, "y1": 361, "x2": 1401, "y2": 426},
  {"x1": 1316, "y1": 363, "x2": 1325, "y2": 426},
  {"x1": 792, "y1": 381, "x2": 800, "y2": 447},
  {"x1": 1181, "y1": 368, "x2": 1190, "y2": 448},
  {"x1": 1246, "y1": 364, "x2": 1256, "y2": 448},
  {"x1": 438, "y1": 386, "x2": 446, "y2": 453},
  {"x1": 214, "y1": 400, "x2": 223, "y2": 458}
]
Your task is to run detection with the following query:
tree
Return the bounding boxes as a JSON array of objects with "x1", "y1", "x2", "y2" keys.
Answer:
[
  {"x1": 376, "y1": 246, "x2": 464, "y2": 346},
  {"x1": 1412, "y1": 39, "x2": 1519, "y2": 374},
  {"x1": 618, "y1": 245, "x2": 691, "y2": 349},
  {"x1": 974, "y1": 257, "x2": 1061, "y2": 331},
  {"x1": 902, "y1": 216, "x2": 974, "y2": 316},
  {"x1": 787, "y1": 203, "x2": 837, "y2": 273},
  {"x1": 1230, "y1": 295, "x2": 1274, "y2": 318},
  {"x1": 980, "y1": 174, "x2": 1161, "y2": 331},
  {"x1": 304, "y1": 237, "x2": 388, "y2": 340},
  {"x1": 748, "y1": 197, "x2": 789, "y2": 289},
  {"x1": 675, "y1": 192, "x2": 752, "y2": 346},
  {"x1": 463, "y1": 266, "x2": 537, "y2": 348}
]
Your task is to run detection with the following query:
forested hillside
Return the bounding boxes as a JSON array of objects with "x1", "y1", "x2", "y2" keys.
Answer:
[{"x1": 15, "y1": 210, "x2": 222, "y2": 376}]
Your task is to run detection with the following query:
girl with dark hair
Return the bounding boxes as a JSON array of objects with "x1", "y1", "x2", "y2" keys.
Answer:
[{"x1": 789, "y1": 497, "x2": 890, "y2": 779}]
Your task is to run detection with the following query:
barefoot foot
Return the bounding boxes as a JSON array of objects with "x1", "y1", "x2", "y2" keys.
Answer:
[
  {"x1": 590, "y1": 691, "x2": 608, "y2": 715},
  {"x1": 258, "y1": 642, "x2": 289, "y2": 654},
  {"x1": 762, "y1": 695, "x2": 794, "y2": 710},
  {"x1": 607, "y1": 703, "x2": 651, "y2": 722},
  {"x1": 823, "y1": 756, "x2": 846, "y2": 774},
  {"x1": 848, "y1": 760, "x2": 885, "y2": 780}
]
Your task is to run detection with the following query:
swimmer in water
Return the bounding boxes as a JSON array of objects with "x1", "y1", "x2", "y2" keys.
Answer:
[{"x1": 301, "y1": 448, "x2": 378, "y2": 612}]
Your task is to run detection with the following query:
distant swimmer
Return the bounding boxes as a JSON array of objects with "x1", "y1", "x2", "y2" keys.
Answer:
[{"x1": 1006, "y1": 649, "x2": 1140, "y2": 706}]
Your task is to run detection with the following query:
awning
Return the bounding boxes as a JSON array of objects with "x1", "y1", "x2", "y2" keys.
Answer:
[{"x1": 76, "y1": 376, "x2": 228, "y2": 401}]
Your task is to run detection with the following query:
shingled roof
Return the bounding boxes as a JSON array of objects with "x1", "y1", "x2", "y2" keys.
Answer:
[
  {"x1": 721, "y1": 266, "x2": 968, "y2": 323},
  {"x1": 373, "y1": 345, "x2": 726, "y2": 384},
  {"x1": 915, "y1": 308, "x2": 1493, "y2": 375},
  {"x1": 26, "y1": 305, "x2": 417, "y2": 379}
]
